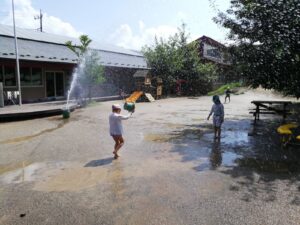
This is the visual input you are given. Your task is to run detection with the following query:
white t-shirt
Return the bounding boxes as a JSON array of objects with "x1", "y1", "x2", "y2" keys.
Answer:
[
  {"x1": 109, "y1": 112, "x2": 131, "y2": 136},
  {"x1": 209, "y1": 103, "x2": 224, "y2": 118}
]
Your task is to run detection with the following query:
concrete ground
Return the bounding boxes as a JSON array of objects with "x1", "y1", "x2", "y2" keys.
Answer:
[
  {"x1": 0, "y1": 89, "x2": 300, "y2": 225},
  {"x1": 0, "y1": 95, "x2": 122, "y2": 115}
]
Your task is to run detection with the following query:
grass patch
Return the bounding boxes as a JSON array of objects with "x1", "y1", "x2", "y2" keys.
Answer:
[{"x1": 208, "y1": 82, "x2": 243, "y2": 96}]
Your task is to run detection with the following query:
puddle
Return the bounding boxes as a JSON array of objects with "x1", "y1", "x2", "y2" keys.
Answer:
[
  {"x1": 34, "y1": 166, "x2": 108, "y2": 192},
  {"x1": 0, "y1": 161, "x2": 32, "y2": 175},
  {"x1": 222, "y1": 152, "x2": 240, "y2": 166},
  {"x1": 0, "y1": 160, "x2": 115, "y2": 192},
  {"x1": 144, "y1": 128, "x2": 205, "y2": 143},
  {"x1": 0, "y1": 161, "x2": 65, "y2": 184},
  {"x1": 221, "y1": 131, "x2": 249, "y2": 145},
  {"x1": 144, "y1": 134, "x2": 173, "y2": 143},
  {"x1": 194, "y1": 149, "x2": 241, "y2": 172},
  {"x1": 164, "y1": 123, "x2": 185, "y2": 129},
  {"x1": 0, "y1": 120, "x2": 68, "y2": 144}
]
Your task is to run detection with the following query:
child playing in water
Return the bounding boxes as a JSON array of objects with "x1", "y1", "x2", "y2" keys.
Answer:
[
  {"x1": 224, "y1": 87, "x2": 231, "y2": 103},
  {"x1": 109, "y1": 104, "x2": 133, "y2": 159},
  {"x1": 207, "y1": 95, "x2": 224, "y2": 139}
]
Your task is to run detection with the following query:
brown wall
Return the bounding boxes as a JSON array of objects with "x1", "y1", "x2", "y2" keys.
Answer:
[
  {"x1": 0, "y1": 59, "x2": 74, "y2": 102},
  {"x1": 21, "y1": 87, "x2": 45, "y2": 100}
]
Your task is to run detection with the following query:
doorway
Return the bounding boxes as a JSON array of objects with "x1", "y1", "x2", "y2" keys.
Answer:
[{"x1": 46, "y1": 72, "x2": 65, "y2": 98}]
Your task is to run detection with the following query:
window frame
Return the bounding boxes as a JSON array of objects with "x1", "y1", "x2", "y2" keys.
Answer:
[
  {"x1": 3, "y1": 65, "x2": 17, "y2": 88},
  {"x1": 23, "y1": 67, "x2": 43, "y2": 88},
  {"x1": 1, "y1": 65, "x2": 44, "y2": 88}
]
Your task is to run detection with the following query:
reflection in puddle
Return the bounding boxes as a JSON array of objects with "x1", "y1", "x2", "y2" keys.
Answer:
[
  {"x1": 0, "y1": 161, "x2": 31, "y2": 175},
  {"x1": 222, "y1": 131, "x2": 249, "y2": 145},
  {"x1": 0, "y1": 162, "x2": 65, "y2": 184},
  {"x1": 144, "y1": 128, "x2": 205, "y2": 143},
  {"x1": 145, "y1": 125, "x2": 246, "y2": 172},
  {"x1": 0, "y1": 161, "x2": 110, "y2": 192}
]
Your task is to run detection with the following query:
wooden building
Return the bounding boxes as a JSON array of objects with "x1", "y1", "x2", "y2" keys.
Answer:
[{"x1": 0, "y1": 24, "x2": 149, "y2": 103}]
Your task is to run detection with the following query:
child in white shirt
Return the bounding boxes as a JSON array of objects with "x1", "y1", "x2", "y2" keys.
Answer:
[
  {"x1": 207, "y1": 95, "x2": 224, "y2": 139},
  {"x1": 109, "y1": 104, "x2": 132, "y2": 159}
]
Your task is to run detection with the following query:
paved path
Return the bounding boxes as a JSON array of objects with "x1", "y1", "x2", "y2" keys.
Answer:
[{"x1": 0, "y1": 90, "x2": 299, "y2": 225}]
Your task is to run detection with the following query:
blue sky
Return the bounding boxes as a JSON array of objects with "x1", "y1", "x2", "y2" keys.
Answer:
[{"x1": 0, "y1": 0, "x2": 231, "y2": 50}]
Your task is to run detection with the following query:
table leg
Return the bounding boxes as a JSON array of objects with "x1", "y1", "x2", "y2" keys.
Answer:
[{"x1": 283, "y1": 103, "x2": 287, "y2": 120}]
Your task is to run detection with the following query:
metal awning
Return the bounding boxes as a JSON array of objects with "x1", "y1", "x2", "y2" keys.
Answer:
[{"x1": 133, "y1": 70, "x2": 149, "y2": 78}]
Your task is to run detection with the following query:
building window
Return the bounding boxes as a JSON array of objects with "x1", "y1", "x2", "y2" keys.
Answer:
[
  {"x1": 20, "y1": 67, "x2": 31, "y2": 86},
  {"x1": 4, "y1": 66, "x2": 16, "y2": 87},
  {"x1": 206, "y1": 49, "x2": 221, "y2": 59},
  {"x1": 20, "y1": 67, "x2": 43, "y2": 86},
  {"x1": 31, "y1": 68, "x2": 42, "y2": 86}
]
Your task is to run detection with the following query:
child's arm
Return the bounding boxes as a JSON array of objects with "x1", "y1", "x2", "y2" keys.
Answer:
[
  {"x1": 118, "y1": 113, "x2": 132, "y2": 120},
  {"x1": 207, "y1": 105, "x2": 214, "y2": 120}
]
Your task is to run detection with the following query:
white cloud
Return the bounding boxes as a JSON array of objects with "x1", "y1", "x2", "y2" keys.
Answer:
[
  {"x1": 177, "y1": 11, "x2": 188, "y2": 22},
  {"x1": 1, "y1": 0, "x2": 81, "y2": 37},
  {"x1": 109, "y1": 21, "x2": 178, "y2": 50}
]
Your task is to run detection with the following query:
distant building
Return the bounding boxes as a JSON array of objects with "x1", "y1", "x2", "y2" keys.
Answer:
[
  {"x1": 196, "y1": 35, "x2": 231, "y2": 66},
  {"x1": 0, "y1": 24, "x2": 148, "y2": 103},
  {"x1": 195, "y1": 36, "x2": 236, "y2": 84}
]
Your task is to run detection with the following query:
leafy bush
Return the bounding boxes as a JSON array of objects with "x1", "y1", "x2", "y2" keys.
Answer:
[{"x1": 208, "y1": 82, "x2": 242, "y2": 96}]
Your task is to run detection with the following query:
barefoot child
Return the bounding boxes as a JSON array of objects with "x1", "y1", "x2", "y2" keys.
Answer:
[
  {"x1": 224, "y1": 87, "x2": 231, "y2": 103},
  {"x1": 207, "y1": 95, "x2": 224, "y2": 139},
  {"x1": 109, "y1": 104, "x2": 133, "y2": 159}
]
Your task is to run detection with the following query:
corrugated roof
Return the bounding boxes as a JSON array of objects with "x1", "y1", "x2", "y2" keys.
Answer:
[
  {"x1": 94, "y1": 49, "x2": 147, "y2": 69},
  {"x1": 0, "y1": 24, "x2": 148, "y2": 69},
  {"x1": 0, "y1": 36, "x2": 78, "y2": 63},
  {"x1": 0, "y1": 24, "x2": 143, "y2": 56}
]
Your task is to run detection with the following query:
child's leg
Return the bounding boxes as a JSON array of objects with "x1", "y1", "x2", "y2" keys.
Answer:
[
  {"x1": 114, "y1": 136, "x2": 124, "y2": 157},
  {"x1": 214, "y1": 126, "x2": 218, "y2": 138},
  {"x1": 217, "y1": 127, "x2": 221, "y2": 139},
  {"x1": 112, "y1": 136, "x2": 120, "y2": 154}
]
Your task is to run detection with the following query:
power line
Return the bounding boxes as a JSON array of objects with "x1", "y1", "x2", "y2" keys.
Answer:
[{"x1": 34, "y1": 9, "x2": 43, "y2": 32}]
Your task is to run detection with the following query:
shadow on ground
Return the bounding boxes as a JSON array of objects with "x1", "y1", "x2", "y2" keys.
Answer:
[{"x1": 85, "y1": 157, "x2": 114, "y2": 167}]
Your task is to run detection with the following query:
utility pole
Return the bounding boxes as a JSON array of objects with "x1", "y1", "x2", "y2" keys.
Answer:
[
  {"x1": 34, "y1": 9, "x2": 43, "y2": 32},
  {"x1": 12, "y1": 0, "x2": 22, "y2": 106}
]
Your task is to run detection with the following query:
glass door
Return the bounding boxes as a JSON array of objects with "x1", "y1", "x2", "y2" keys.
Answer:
[
  {"x1": 46, "y1": 72, "x2": 55, "y2": 97},
  {"x1": 46, "y1": 72, "x2": 65, "y2": 97},
  {"x1": 55, "y1": 72, "x2": 64, "y2": 97}
]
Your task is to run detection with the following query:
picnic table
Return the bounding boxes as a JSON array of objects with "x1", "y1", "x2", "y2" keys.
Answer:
[{"x1": 250, "y1": 100, "x2": 292, "y2": 123}]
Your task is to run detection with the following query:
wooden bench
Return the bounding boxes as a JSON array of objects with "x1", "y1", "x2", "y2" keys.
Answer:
[{"x1": 251, "y1": 100, "x2": 292, "y2": 124}]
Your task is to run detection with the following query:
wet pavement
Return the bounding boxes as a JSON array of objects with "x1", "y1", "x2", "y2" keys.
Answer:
[{"x1": 0, "y1": 90, "x2": 300, "y2": 225}]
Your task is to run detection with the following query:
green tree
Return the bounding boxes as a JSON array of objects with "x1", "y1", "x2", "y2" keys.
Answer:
[
  {"x1": 66, "y1": 35, "x2": 92, "y2": 57},
  {"x1": 66, "y1": 35, "x2": 105, "y2": 101},
  {"x1": 80, "y1": 51, "x2": 105, "y2": 101},
  {"x1": 214, "y1": 0, "x2": 300, "y2": 97},
  {"x1": 143, "y1": 24, "x2": 217, "y2": 95}
]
